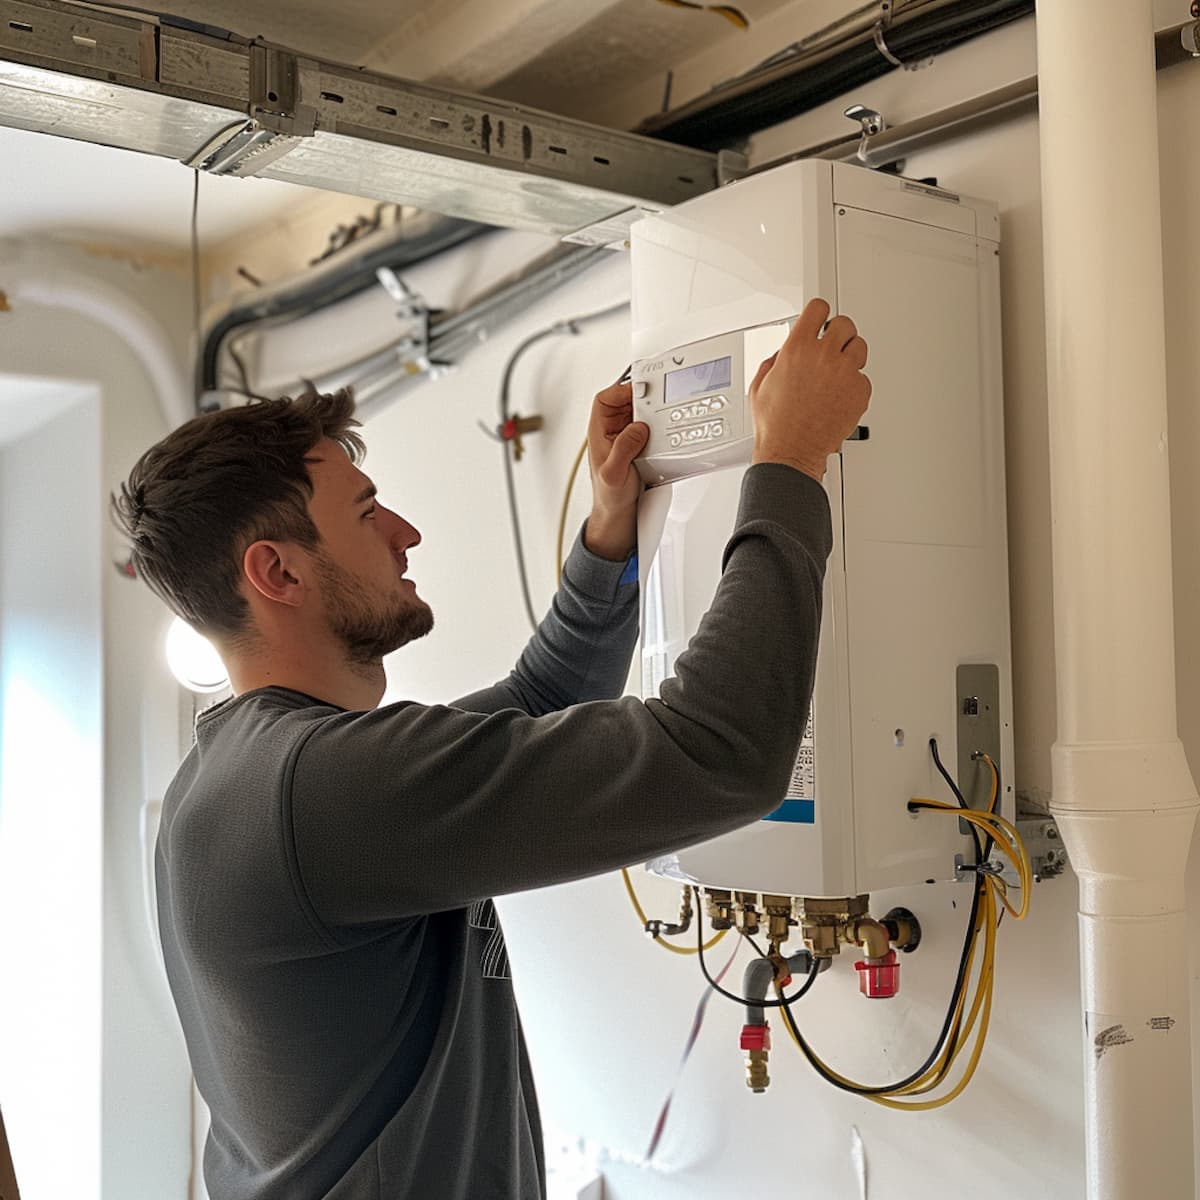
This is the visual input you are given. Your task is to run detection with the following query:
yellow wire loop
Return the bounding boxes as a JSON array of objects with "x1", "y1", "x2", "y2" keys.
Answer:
[{"x1": 621, "y1": 868, "x2": 726, "y2": 956}]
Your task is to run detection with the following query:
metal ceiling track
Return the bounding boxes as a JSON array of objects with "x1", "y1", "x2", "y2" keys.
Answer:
[{"x1": 0, "y1": 0, "x2": 725, "y2": 241}]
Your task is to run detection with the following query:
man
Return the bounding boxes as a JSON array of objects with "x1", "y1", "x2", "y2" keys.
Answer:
[{"x1": 113, "y1": 297, "x2": 869, "y2": 1199}]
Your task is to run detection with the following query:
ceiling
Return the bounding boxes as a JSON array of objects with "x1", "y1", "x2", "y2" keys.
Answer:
[{"x1": 0, "y1": 0, "x2": 805, "y2": 254}]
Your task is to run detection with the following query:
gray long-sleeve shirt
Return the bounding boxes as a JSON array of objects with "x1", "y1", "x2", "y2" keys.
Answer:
[{"x1": 156, "y1": 463, "x2": 831, "y2": 1200}]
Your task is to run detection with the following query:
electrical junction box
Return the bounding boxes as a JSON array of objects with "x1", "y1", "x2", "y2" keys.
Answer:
[{"x1": 632, "y1": 159, "x2": 1013, "y2": 899}]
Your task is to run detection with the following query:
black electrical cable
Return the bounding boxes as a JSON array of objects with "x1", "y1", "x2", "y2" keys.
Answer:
[
  {"x1": 641, "y1": 0, "x2": 1033, "y2": 150},
  {"x1": 693, "y1": 889, "x2": 821, "y2": 1007},
  {"x1": 223, "y1": 336, "x2": 273, "y2": 403},
  {"x1": 929, "y1": 735, "x2": 967, "y2": 808},
  {"x1": 775, "y1": 870, "x2": 987, "y2": 1097},
  {"x1": 930, "y1": 735, "x2": 985, "y2": 863},
  {"x1": 199, "y1": 217, "x2": 485, "y2": 398}
]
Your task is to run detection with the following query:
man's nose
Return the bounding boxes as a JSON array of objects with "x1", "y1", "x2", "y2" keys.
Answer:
[{"x1": 383, "y1": 507, "x2": 421, "y2": 548}]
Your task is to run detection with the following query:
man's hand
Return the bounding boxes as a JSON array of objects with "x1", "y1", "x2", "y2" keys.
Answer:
[
  {"x1": 750, "y1": 298, "x2": 872, "y2": 481},
  {"x1": 584, "y1": 380, "x2": 649, "y2": 561}
]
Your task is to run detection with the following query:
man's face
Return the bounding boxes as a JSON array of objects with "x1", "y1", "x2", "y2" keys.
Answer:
[{"x1": 304, "y1": 438, "x2": 433, "y2": 662}]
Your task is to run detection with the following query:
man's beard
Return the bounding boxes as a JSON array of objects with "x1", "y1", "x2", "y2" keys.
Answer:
[{"x1": 313, "y1": 551, "x2": 433, "y2": 665}]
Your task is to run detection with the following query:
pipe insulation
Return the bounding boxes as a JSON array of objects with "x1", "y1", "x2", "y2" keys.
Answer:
[{"x1": 1036, "y1": 1, "x2": 1199, "y2": 1196}]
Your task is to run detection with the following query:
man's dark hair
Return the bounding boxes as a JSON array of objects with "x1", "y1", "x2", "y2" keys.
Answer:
[{"x1": 111, "y1": 389, "x2": 364, "y2": 642}]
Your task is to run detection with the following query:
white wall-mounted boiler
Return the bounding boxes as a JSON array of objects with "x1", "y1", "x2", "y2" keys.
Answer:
[{"x1": 632, "y1": 159, "x2": 1012, "y2": 901}]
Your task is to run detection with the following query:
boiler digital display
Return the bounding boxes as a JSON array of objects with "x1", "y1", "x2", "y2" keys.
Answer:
[{"x1": 665, "y1": 355, "x2": 732, "y2": 404}]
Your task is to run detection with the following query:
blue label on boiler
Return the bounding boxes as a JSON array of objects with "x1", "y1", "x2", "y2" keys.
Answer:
[{"x1": 763, "y1": 799, "x2": 815, "y2": 824}]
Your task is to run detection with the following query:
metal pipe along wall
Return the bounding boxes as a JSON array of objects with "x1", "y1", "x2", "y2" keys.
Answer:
[{"x1": 1036, "y1": 1, "x2": 1199, "y2": 1195}]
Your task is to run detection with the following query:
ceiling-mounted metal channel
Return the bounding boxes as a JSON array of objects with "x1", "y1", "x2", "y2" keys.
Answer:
[{"x1": 0, "y1": 0, "x2": 722, "y2": 239}]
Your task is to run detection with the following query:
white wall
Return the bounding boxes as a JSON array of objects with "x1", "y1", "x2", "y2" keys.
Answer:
[
  {"x1": 232, "y1": 23, "x2": 1200, "y2": 1200},
  {"x1": 0, "y1": 394, "x2": 102, "y2": 1200},
  {"x1": 0, "y1": 242, "x2": 196, "y2": 1199}
]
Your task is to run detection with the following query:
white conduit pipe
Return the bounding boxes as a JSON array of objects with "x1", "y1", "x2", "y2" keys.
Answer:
[
  {"x1": 2, "y1": 241, "x2": 191, "y2": 431},
  {"x1": 1036, "y1": 2, "x2": 1199, "y2": 1196}
]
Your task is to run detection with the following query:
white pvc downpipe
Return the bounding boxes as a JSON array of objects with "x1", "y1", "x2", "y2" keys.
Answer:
[{"x1": 1036, "y1": 3, "x2": 1200, "y2": 1196}]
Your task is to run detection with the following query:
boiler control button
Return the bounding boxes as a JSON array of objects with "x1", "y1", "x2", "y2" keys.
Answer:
[{"x1": 632, "y1": 380, "x2": 650, "y2": 399}]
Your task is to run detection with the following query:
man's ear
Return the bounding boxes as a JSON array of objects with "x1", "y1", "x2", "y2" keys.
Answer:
[{"x1": 242, "y1": 540, "x2": 307, "y2": 608}]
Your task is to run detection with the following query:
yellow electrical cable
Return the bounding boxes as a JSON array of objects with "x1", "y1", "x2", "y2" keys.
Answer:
[
  {"x1": 555, "y1": 438, "x2": 590, "y2": 587},
  {"x1": 982, "y1": 752, "x2": 999, "y2": 812}
]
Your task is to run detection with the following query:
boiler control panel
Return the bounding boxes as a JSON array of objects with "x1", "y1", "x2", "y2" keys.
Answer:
[{"x1": 632, "y1": 318, "x2": 794, "y2": 486}]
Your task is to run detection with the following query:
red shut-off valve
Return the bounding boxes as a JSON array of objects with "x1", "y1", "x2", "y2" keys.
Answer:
[{"x1": 853, "y1": 949, "x2": 901, "y2": 999}]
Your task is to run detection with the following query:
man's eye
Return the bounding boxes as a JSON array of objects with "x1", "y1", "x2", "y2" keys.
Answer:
[{"x1": 363, "y1": 506, "x2": 376, "y2": 519}]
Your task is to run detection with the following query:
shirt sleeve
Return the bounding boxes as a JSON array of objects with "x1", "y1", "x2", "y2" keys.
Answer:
[
  {"x1": 450, "y1": 526, "x2": 639, "y2": 717},
  {"x1": 290, "y1": 463, "x2": 832, "y2": 927}
]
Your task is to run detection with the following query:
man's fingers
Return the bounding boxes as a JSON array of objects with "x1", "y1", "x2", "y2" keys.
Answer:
[
  {"x1": 845, "y1": 335, "x2": 869, "y2": 370},
  {"x1": 748, "y1": 353, "x2": 777, "y2": 399},
  {"x1": 792, "y1": 297, "x2": 832, "y2": 342},
  {"x1": 599, "y1": 421, "x2": 649, "y2": 485},
  {"x1": 594, "y1": 381, "x2": 633, "y2": 409},
  {"x1": 822, "y1": 314, "x2": 858, "y2": 351}
]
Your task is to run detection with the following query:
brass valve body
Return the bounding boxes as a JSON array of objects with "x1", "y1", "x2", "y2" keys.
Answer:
[
  {"x1": 745, "y1": 1049, "x2": 770, "y2": 1093},
  {"x1": 795, "y1": 894, "x2": 870, "y2": 957}
]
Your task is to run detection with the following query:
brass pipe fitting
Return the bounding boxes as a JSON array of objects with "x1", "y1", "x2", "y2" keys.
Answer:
[
  {"x1": 796, "y1": 894, "x2": 869, "y2": 958},
  {"x1": 745, "y1": 1048, "x2": 770, "y2": 1093},
  {"x1": 846, "y1": 917, "x2": 891, "y2": 961},
  {"x1": 763, "y1": 893, "x2": 794, "y2": 946},
  {"x1": 734, "y1": 891, "x2": 760, "y2": 935},
  {"x1": 644, "y1": 885, "x2": 693, "y2": 938},
  {"x1": 740, "y1": 1023, "x2": 771, "y2": 1093},
  {"x1": 705, "y1": 888, "x2": 734, "y2": 930}
]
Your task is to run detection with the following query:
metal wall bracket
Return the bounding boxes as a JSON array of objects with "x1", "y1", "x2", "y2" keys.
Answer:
[
  {"x1": 249, "y1": 45, "x2": 318, "y2": 137},
  {"x1": 374, "y1": 266, "x2": 433, "y2": 375},
  {"x1": 845, "y1": 103, "x2": 887, "y2": 166},
  {"x1": 956, "y1": 663, "x2": 1003, "y2": 815},
  {"x1": 954, "y1": 817, "x2": 1068, "y2": 886},
  {"x1": 1014, "y1": 817, "x2": 1067, "y2": 882}
]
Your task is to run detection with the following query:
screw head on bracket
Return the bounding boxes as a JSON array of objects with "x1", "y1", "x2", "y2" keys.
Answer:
[{"x1": 845, "y1": 103, "x2": 886, "y2": 137}]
